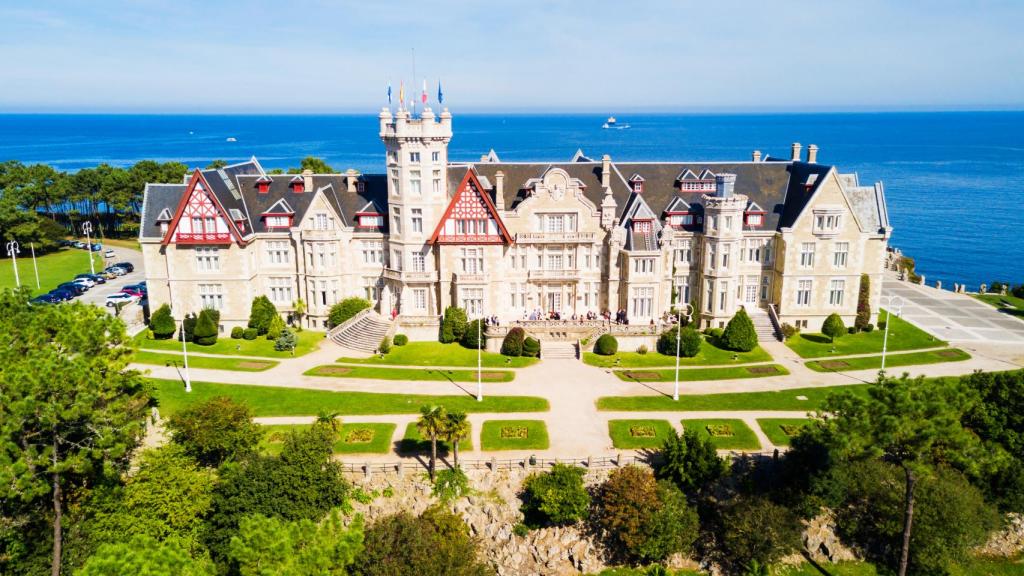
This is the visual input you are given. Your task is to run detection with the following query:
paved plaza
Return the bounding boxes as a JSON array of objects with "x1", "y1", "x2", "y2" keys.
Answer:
[{"x1": 882, "y1": 276, "x2": 1024, "y2": 344}]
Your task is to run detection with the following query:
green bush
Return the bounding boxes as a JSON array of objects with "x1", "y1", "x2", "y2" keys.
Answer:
[
  {"x1": 230, "y1": 326, "x2": 244, "y2": 339},
  {"x1": 265, "y1": 313, "x2": 284, "y2": 340},
  {"x1": 440, "y1": 306, "x2": 468, "y2": 344},
  {"x1": 393, "y1": 334, "x2": 408, "y2": 346},
  {"x1": 656, "y1": 326, "x2": 702, "y2": 357},
  {"x1": 522, "y1": 337, "x2": 541, "y2": 358},
  {"x1": 181, "y1": 313, "x2": 197, "y2": 342},
  {"x1": 595, "y1": 334, "x2": 618, "y2": 356},
  {"x1": 706, "y1": 327, "x2": 724, "y2": 342},
  {"x1": 656, "y1": 428, "x2": 727, "y2": 495},
  {"x1": 328, "y1": 297, "x2": 371, "y2": 328},
  {"x1": 715, "y1": 496, "x2": 802, "y2": 573},
  {"x1": 274, "y1": 329, "x2": 297, "y2": 352},
  {"x1": 247, "y1": 295, "x2": 277, "y2": 335},
  {"x1": 149, "y1": 304, "x2": 176, "y2": 339},
  {"x1": 822, "y1": 313, "x2": 846, "y2": 343},
  {"x1": 636, "y1": 345, "x2": 648, "y2": 355},
  {"x1": 501, "y1": 327, "x2": 525, "y2": 357},
  {"x1": 781, "y1": 323, "x2": 799, "y2": 339},
  {"x1": 864, "y1": 323, "x2": 874, "y2": 333},
  {"x1": 521, "y1": 464, "x2": 591, "y2": 526},
  {"x1": 721, "y1": 309, "x2": 758, "y2": 352},
  {"x1": 379, "y1": 336, "x2": 392, "y2": 354},
  {"x1": 242, "y1": 328, "x2": 257, "y2": 340},
  {"x1": 461, "y1": 319, "x2": 485, "y2": 350},
  {"x1": 855, "y1": 274, "x2": 871, "y2": 332},
  {"x1": 193, "y1": 309, "x2": 218, "y2": 346},
  {"x1": 432, "y1": 468, "x2": 470, "y2": 504}
]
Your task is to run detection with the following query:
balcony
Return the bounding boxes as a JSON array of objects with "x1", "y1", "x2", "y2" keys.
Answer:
[
  {"x1": 529, "y1": 268, "x2": 580, "y2": 282},
  {"x1": 383, "y1": 268, "x2": 438, "y2": 283},
  {"x1": 454, "y1": 272, "x2": 486, "y2": 284},
  {"x1": 515, "y1": 232, "x2": 597, "y2": 244},
  {"x1": 175, "y1": 232, "x2": 232, "y2": 245}
]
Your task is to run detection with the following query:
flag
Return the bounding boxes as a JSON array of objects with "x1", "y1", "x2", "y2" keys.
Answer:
[
  {"x1": 421, "y1": 79, "x2": 428, "y2": 105},
  {"x1": 437, "y1": 81, "x2": 444, "y2": 105},
  {"x1": 399, "y1": 82, "x2": 405, "y2": 109},
  {"x1": 387, "y1": 83, "x2": 392, "y2": 106}
]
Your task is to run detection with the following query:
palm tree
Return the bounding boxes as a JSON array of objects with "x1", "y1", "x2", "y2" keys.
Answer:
[
  {"x1": 417, "y1": 405, "x2": 448, "y2": 480},
  {"x1": 315, "y1": 410, "x2": 342, "y2": 435},
  {"x1": 443, "y1": 411, "x2": 471, "y2": 469}
]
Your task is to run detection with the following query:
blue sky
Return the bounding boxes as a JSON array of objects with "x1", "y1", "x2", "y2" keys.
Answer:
[{"x1": 1, "y1": 0, "x2": 1022, "y2": 113}]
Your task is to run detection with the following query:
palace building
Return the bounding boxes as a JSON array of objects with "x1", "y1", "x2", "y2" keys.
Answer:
[{"x1": 139, "y1": 107, "x2": 891, "y2": 345}]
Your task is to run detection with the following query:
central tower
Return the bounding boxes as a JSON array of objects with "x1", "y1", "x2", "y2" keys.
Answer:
[{"x1": 378, "y1": 106, "x2": 453, "y2": 316}]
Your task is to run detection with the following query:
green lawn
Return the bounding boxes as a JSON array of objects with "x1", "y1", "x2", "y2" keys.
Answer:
[
  {"x1": 0, "y1": 248, "x2": 98, "y2": 296},
  {"x1": 480, "y1": 420, "x2": 550, "y2": 451},
  {"x1": 613, "y1": 364, "x2": 789, "y2": 383},
  {"x1": 597, "y1": 384, "x2": 870, "y2": 412},
  {"x1": 398, "y1": 422, "x2": 473, "y2": 454},
  {"x1": 785, "y1": 310, "x2": 944, "y2": 359},
  {"x1": 771, "y1": 557, "x2": 1024, "y2": 576},
  {"x1": 681, "y1": 418, "x2": 760, "y2": 450},
  {"x1": 150, "y1": 378, "x2": 549, "y2": 417},
  {"x1": 806, "y1": 348, "x2": 971, "y2": 372},
  {"x1": 584, "y1": 342, "x2": 772, "y2": 368},
  {"x1": 260, "y1": 423, "x2": 396, "y2": 455},
  {"x1": 608, "y1": 419, "x2": 674, "y2": 450},
  {"x1": 976, "y1": 293, "x2": 1024, "y2": 319},
  {"x1": 133, "y1": 350, "x2": 278, "y2": 372},
  {"x1": 756, "y1": 418, "x2": 814, "y2": 446},
  {"x1": 339, "y1": 341, "x2": 538, "y2": 368},
  {"x1": 135, "y1": 330, "x2": 323, "y2": 358},
  {"x1": 305, "y1": 365, "x2": 515, "y2": 383}
]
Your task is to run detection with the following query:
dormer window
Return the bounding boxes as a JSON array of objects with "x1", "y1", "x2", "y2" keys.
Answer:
[
  {"x1": 290, "y1": 175, "x2": 304, "y2": 193},
  {"x1": 357, "y1": 214, "x2": 384, "y2": 228},
  {"x1": 629, "y1": 174, "x2": 645, "y2": 194},
  {"x1": 256, "y1": 176, "x2": 272, "y2": 194},
  {"x1": 265, "y1": 216, "x2": 291, "y2": 228},
  {"x1": 745, "y1": 214, "x2": 764, "y2": 227}
]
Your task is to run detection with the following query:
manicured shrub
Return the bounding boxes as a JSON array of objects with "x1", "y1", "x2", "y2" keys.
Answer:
[
  {"x1": 657, "y1": 326, "x2": 702, "y2": 357},
  {"x1": 149, "y1": 303, "x2": 176, "y2": 339},
  {"x1": 501, "y1": 327, "x2": 526, "y2": 357},
  {"x1": 274, "y1": 328, "x2": 297, "y2": 352},
  {"x1": 521, "y1": 463, "x2": 591, "y2": 526},
  {"x1": 721, "y1": 308, "x2": 758, "y2": 352},
  {"x1": 656, "y1": 428, "x2": 727, "y2": 494},
  {"x1": 393, "y1": 334, "x2": 408, "y2": 346},
  {"x1": 230, "y1": 326, "x2": 244, "y2": 339},
  {"x1": 781, "y1": 323, "x2": 799, "y2": 339},
  {"x1": 864, "y1": 323, "x2": 874, "y2": 333},
  {"x1": 595, "y1": 334, "x2": 618, "y2": 356},
  {"x1": 265, "y1": 313, "x2": 285, "y2": 340},
  {"x1": 193, "y1": 309, "x2": 218, "y2": 346},
  {"x1": 706, "y1": 327, "x2": 724, "y2": 341},
  {"x1": 328, "y1": 297, "x2": 371, "y2": 328},
  {"x1": 181, "y1": 313, "x2": 197, "y2": 342},
  {"x1": 715, "y1": 496, "x2": 802, "y2": 573},
  {"x1": 855, "y1": 274, "x2": 871, "y2": 332},
  {"x1": 440, "y1": 306, "x2": 468, "y2": 344},
  {"x1": 822, "y1": 313, "x2": 846, "y2": 343},
  {"x1": 636, "y1": 344, "x2": 648, "y2": 355},
  {"x1": 247, "y1": 295, "x2": 277, "y2": 335},
  {"x1": 522, "y1": 337, "x2": 541, "y2": 358},
  {"x1": 461, "y1": 319, "x2": 485, "y2": 350},
  {"x1": 242, "y1": 328, "x2": 257, "y2": 340},
  {"x1": 379, "y1": 336, "x2": 392, "y2": 354}
]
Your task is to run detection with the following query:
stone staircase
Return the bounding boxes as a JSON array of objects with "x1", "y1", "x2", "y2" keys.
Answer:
[
  {"x1": 329, "y1": 312, "x2": 393, "y2": 353},
  {"x1": 748, "y1": 308, "x2": 780, "y2": 342},
  {"x1": 541, "y1": 341, "x2": 577, "y2": 360}
]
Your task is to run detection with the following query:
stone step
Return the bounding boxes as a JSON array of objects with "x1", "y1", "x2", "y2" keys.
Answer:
[
  {"x1": 541, "y1": 342, "x2": 577, "y2": 360},
  {"x1": 330, "y1": 314, "x2": 393, "y2": 353}
]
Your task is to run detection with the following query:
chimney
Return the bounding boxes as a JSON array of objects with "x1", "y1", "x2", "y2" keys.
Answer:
[
  {"x1": 345, "y1": 168, "x2": 358, "y2": 193},
  {"x1": 790, "y1": 143, "x2": 802, "y2": 162},
  {"x1": 302, "y1": 169, "x2": 314, "y2": 192},
  {"x1": 752, "y1": 150, "x2": 762, "y2": 162},
  {"x1": 494, "y1": 170, "x2": 505, "y2": 209},
  {"x1": 807, "y1": 144, "x2": 818, "y2": 164},
  {"x1": 601, "y1": 154, "x2": 611, "y2": 188},
  {"x1": 715, "y1": 173, "x2": 736, "y2": 198},
  {"x1": 480, "y1": 154, "x2": 489, "y2": 162}
]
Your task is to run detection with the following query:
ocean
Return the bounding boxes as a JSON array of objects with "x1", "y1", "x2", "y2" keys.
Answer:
[{"x1": 0, "y1": 111, "x2": 1021, "y2": 289}]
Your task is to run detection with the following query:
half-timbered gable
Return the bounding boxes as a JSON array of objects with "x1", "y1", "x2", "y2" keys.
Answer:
[
  {"x1": 162, "y1": 170, "x2": 244, "y2": 246},
  {"x1": 429, "y1": 170, "x2": 511, "y2": 244}
]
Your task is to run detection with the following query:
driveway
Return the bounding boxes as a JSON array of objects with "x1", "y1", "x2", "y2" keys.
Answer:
[{"x1": 882, "y1": 276, "x2": 1024, "y2": 344}]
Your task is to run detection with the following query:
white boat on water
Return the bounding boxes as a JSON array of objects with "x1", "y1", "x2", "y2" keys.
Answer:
[
  {"x1": 226, "y1": 137, "x2": 237, "y2": 142},
  {"x1": 601, "y1": 116, "x2": 630, "y2": 129}
]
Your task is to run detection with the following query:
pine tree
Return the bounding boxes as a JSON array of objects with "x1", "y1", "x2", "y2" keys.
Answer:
[
  {"x1": 721, "y1": 308, "x2": 758, "y2": 352},
  {"x1": 265, "y1": 313, "x2": 285, "y2": 340},
  {"x1": 440, "y1": 306, "x2": 467, "y2": 344},
  {"x1": 855, "y1": 274, "x2": 872, "y2": 331},
  {"x1": 461, "y1": 319, "x2": 485, "y2": 350}
]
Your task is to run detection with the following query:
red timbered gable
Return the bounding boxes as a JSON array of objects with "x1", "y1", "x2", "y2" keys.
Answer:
[
  {"x1": 428, "y1": 170, "x2": 512, "y2": 244},
  {"x1": 161, "y1": 170, "x2": 245, "y2": 246}
]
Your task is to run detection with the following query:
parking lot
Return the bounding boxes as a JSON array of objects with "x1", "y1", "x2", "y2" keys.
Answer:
[{"x1": 74, "y1": 247, "x2": 146, "y2": 311}]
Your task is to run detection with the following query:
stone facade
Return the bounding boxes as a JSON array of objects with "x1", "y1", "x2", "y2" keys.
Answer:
[{"x1": 139, "y1": 108, "x2": 891, "y2": 334}]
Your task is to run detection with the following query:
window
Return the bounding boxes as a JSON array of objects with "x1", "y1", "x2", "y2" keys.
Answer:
[
  {"x1": 797, "y1": 280, "x2": 812, "y2": 306},
  {"x1": 266, "y1": 241, "x2": 289, "y2": 264},
  {"x1": 409, "y1": 170, "x2": 421, "y2": 195},
  {"x1": 265, "y1": 216, "x2": 290, "y2": 228},
  {"x1": 409, "y1": 152, "x2": 420, "y2": 162},
  {"x1": 829, "y1": 279, "x2": 845, "y2": 306},
  {"x1": 724, "y1": 216, "x2": 733, "y2": 231},
  {"x1": 814, "y1": 212, "x2": 842, "y2": 234},
  {"x1": 761, "y1": 275, "x2": 770, "y2": 300},
  {"x1": 313, "y1": 213, "x2": 332, "y2": 230},
  {"x1": 411, "y1": 250, "x2": 425, "y2": 272},
  {"x1": 361, "y1": 241, "x2": 383, "y2": 264},
  {"x1": 364, "y1": 277, "x2": 382, "y2": 301},
  {"x1": 460, "y1": 247, "x2": 483, "y2": 273},
  {"x1": 546, "y1": 214, "x2": 564, "y2": 233},
  {"x1": 431, "y1": 151, "x2": 440, "y2": 163},
  {"x1": 358, "y1": 214, "x2": 383, "y2": 227},
  {"x1": 390, "y1": 168, "x2": 400, "y2": 196},
  {"x1": 799, "y1": 242, "x2": 816, "y2": 268},
  {"x1": 833, "y1": 242, "x2": 849, "y2": 268},
  {"x1": 198, "y1": 284, "x2": 223, "y2": 310},
  {"x1": 413, "y1": 288, "x2": 427, "y2": 310},
  {"x1": 675, "y1": 241, "x2": 691, "y2": 264},
  {"x1": 719, "y1": 281, "x2": 729, "y2": 311},
  {"x1": 721, "y1": 245, "x2": 730, "y2": 269},
  {"x1": 633, "y1": 258, "x2": 654, "y2": 274},
  {"x1": 631, "y1": 287, "x2": 653, "y2": 318},
  {"x1": 705, "y1": 280, "x2": 714, "y2": 312},
  {"x1": 411, "y1": 208, "x2": 423, "y2": 233},
  {"x1": 747, "y1": 213, "x2": 763, "y2": 226},
  {"x1": 708, "y1": 245, "x2": 716, "y2": 270},
  {"x1": 195, "y1": 248, "x2": 220, "y2": 272},
  {"x1": 392, "y1": 249, "x2": 402, "y2": 271},
  {"x1": 707, "y1": 215, "x2": 715, "y2": 231},
  {"x1": 746, "y1": 240, "x2": 762, "y2": 263},
  {"x1": 269, "y1": 277, "x2": 293, "y2": 304},
  {"x1": 391, "y1": 207, "x2": 401, "y2": 235},
  {"x1": 677, "y1": 278, "x2": 691, "y2": 304},
  {"x1": 546, "y1": 253, "x2": 564, "y2": 270},
  {"x1": 460, "y1": 288, "x2": 483, "y2": 315}
]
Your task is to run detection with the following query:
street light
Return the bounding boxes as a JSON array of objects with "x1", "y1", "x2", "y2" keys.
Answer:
[
  {"x1": 673, "y1": 303, "x2": 694, "y2": 401},
  {"x1": 81, "y1": 221, "x2": 95, "y2": 275},
  {"x1": 476, "y1": 308, "x2": 483, "y2": 402},
  {"x1": 880, "y1": 294, "x2": 905, "y2": 375},
  {"x1": 6, "y1": 240, "x2": 20, "y2": 287},
  {"x1": 180, "y1": 318, "x2": 192, "y2": 393}
]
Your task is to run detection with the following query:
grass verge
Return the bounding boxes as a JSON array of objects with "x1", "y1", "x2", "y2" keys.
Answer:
[
  {"x1": 608, "y1": 419, "x2": 674, "y2": 450},
  {"x1": 305, "y1": 365, "x2": 515, "y2": 382},
  {"x1": 596, "y1": 384, "x2": 870, "y2": 412},
  {"x1": 0, "y1": 248, "x2": 97, "y2": 296},
  {"x1": 584, "y1": 342, "x2": 771, "y2": 368},
  {"x1": 975, "y1": 293, "x2": 1024, "y2": 319},
  {"x1": 339, "y1": 341, "x2": 538, "y2": 368},
  {"x1": 680, "y1": 418, "x2": 760, "y2": 450},
  {"x1": 150, "y1": 378, "x2": 549, "y2": 417},
  {"x1": 785, "y1": 310, "x2": 944, "y2": 359},
  {"x1": 133, "y1": 350, "x2": 278, "y2": 372},
  {"x1": 480, "y1": 420, "x2": 549, "y2": 451},
  {"x1": 756, "y1": 418, "x2": 813, "y2": 447},
  {"x1": 613, "y1": 364, "x2": 789, "y2": 383},
  {"x1": 806, "y1": 348, "x2": 970, "y2": 372},
  {"x1": 398, "y1": 422, "x2": 474, "y2": 454},
  {"x1": 260, "y1": 423, "x2": 396, "y2": 455},
  {"x1": 135, "y1": 330, "x2": 323, "y2": 358}
]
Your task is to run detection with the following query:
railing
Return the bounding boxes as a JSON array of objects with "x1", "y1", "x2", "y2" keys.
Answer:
[
  {"x1": 528, "y1": 269, "x2": 581, "y2": 281},
  {"x1": 767, "y1": 303, "x2": 784, "y2": 341},
  {"x1": 326, "y1": 307, "x2": 372, "y2": 341},
  {"x1": 383, "y1": 268, "x2": 437, "y2": 283},
  {"x1": 515, "y1": 232, "x2": 597, "y2": 244},
  {"x1": 454, "y1": 272, "x2": 486, "y2": 284},
  {"x1": 174, "y1": 232, "x2": 231, "y2": 244}
]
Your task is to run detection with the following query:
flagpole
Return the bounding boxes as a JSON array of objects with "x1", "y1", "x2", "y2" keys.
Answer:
[{"x1": 411, "y1": 48, "x2": 417, "y2": 115}]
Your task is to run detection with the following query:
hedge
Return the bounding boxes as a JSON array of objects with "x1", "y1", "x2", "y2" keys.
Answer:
[
  {"x1": 501, "y1": 327, "x2": 526, "y2": 357},
  {"x1": 595, "y1": 334, "x2": 618, "y2": 356}
]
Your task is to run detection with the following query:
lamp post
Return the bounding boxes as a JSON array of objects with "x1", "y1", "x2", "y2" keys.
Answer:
[
  {"x1": 673, "y1": 303, "x2": 694, "y2": 401},
  {"x1": 180, "y1": 318, "x2": 192, "y2": 393},
  {"x1": 476, "y1": 308, "x2": 483, "y2": 402},
  {"x1": 880, "y1": 294, "x2": 905, "y2": 375},
  {"x1": 82, "y1": 221, "x2": 95, "y2": 275},
  {"x1": 29, "y1": 242, "x2": 40, "y2": 289},
  {"x1": 6, "y1": 240, "x2": 20, "y2": 287}
]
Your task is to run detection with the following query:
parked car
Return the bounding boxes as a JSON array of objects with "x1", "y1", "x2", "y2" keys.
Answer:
[
  {"x1": 105, "y1": 292, "x2": 139, "y2": 307},
  {"x1": 76, "y1": 273, "x2": 105, "y2": 285},
  {"x1": 72, "y1": 277, "x2": 95, "y2": 289},
  {"x1": 48, "y1": 288, "x2": 75, "y2": 301},
  {"x1": 90, "y1": 243, "x2": 102, "y2": 252},
  {"x1": 73, "y1": 241, "x2": 85, "y2": 249},
  {"x1": 123, "y1": 283, "x2": 146, "y2": 292},
  {"x1": 104, "y1": 266, "x2": 127, "y2": 276},
  {"x1": 31, "y1": 293, "x2": 61, "y2": 305},
  {"x1": 120, "y1": 287, "x2": 145, "y2": 298},
  {"x1": 59, "y1": 240, "x2": 74, "y2": 247},
  {"x1": 114, "y1": 262, "x2": 135, "y2": 273},
  {"x1": 57, "y1": 283, "x2": 86, "y2": 296},
  {"x1": 137, "y1": 281, "x2": 147, "y2": 288},
  {"x1": 104, "y1": 249, "x2": 115, "y2": 258}
]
